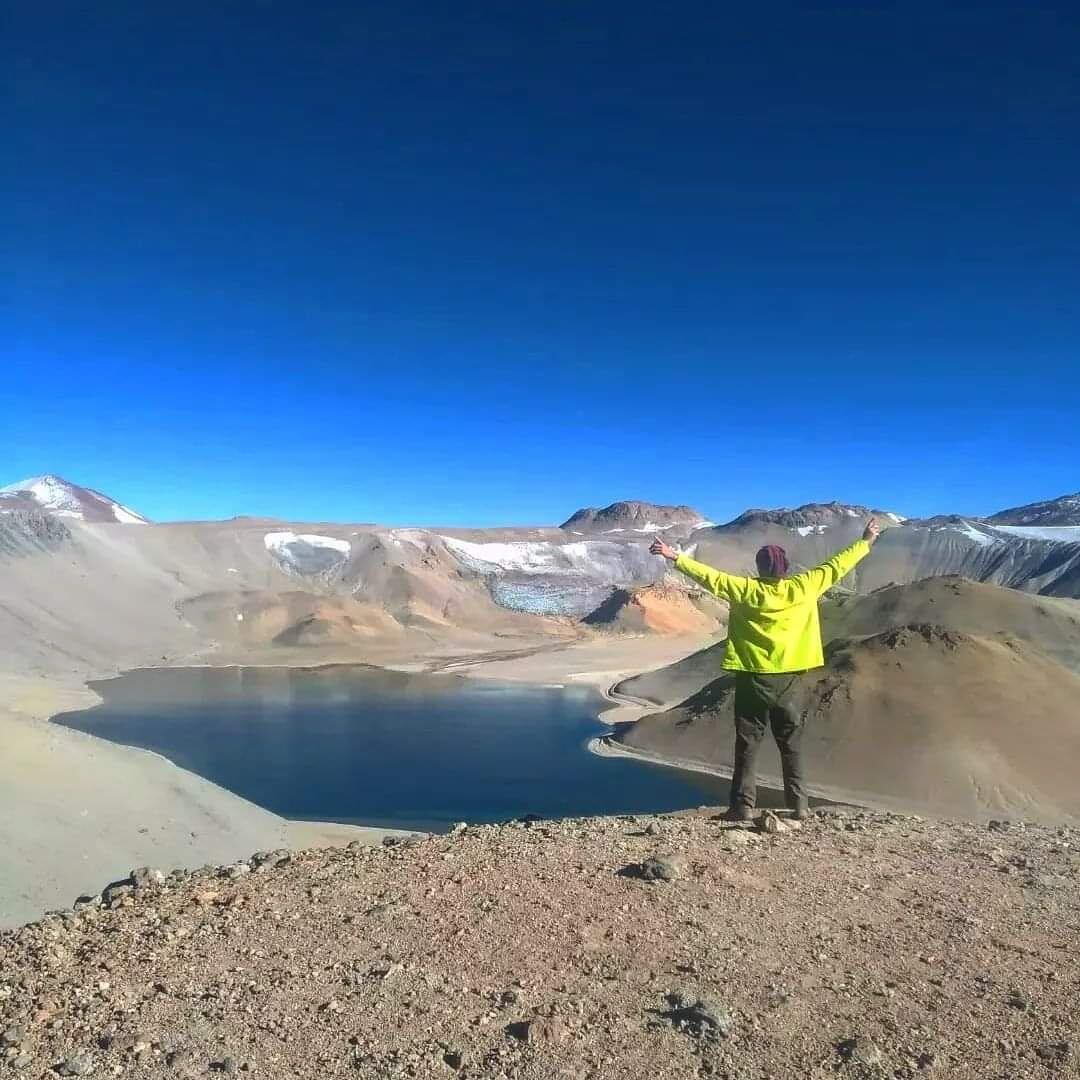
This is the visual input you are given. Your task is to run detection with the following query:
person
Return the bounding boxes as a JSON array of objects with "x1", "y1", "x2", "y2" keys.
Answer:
[{"x1": 650, "y1": 518, "x2": 881, "y2": 821}]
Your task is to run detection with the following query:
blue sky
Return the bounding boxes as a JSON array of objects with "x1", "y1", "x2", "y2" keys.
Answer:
[{"x1": 5, "y1": 3, "x2": 1078, "y2": 525}]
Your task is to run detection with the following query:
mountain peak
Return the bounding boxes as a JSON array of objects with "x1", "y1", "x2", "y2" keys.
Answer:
[
  {"x1": 560, "y1": 500, "x2": 708, "y2": 533},
  {"x1": 713, "y1": 501, "x2": 902, "y2": 532},
  {"x1": 0, "y1": 475, "x2": 149, "y2": 524}
]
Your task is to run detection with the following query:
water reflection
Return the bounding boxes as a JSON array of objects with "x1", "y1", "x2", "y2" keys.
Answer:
[{"x1": 55, "y1": 665, "x2": 779, "y2": 832}]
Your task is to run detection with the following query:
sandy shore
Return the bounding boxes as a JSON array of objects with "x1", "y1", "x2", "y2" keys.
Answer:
[{"x1": 0, "y1": 635, "x2": 711, "y2": 928}]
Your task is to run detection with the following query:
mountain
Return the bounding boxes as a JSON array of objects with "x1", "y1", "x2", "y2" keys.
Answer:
[
  {"x1": 712, "y1": 501, "x2": 903, "y2": 534},
  {"x1": 0, "y1": 474, "x2": 149, "y2": 524},
  {"x1": 987, "y1": 490, "x2": 1080, "y2": 527},
  {"x1": 560, "y1": 500, "x2": 708, "y2": 533}
]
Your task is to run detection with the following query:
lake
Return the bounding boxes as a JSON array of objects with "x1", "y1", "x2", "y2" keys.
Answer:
[{"x1": 53, "y1": 664, "x2": 769, "y2": 832}]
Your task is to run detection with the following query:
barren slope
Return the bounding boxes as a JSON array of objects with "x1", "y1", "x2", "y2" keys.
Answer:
[
  {"x1": 614, "y1": 576, "x2": 1080, "y2": 710},
  {"x1": 617, "y1": 625, "x2": 1080, "y2": 821},
  {"x1": 583, "y1": 583, "x2": 727, "y2": 636}
]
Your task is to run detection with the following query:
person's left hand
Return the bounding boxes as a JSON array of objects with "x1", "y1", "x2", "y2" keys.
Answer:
[{"x1": 650, "y1": 536, "x2": 678, "y2": 561}]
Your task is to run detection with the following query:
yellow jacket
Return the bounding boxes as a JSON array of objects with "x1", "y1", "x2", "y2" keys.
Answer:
[{"x1": 673, "y1": 539, "x2": 870, "y2": 673}]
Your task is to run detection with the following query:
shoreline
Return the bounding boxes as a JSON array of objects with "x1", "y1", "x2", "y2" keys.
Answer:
[{"x1": 1, "y1": 635, "x2": 713, "y2": 927}]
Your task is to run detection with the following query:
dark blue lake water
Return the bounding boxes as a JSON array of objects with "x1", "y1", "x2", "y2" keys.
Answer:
[{"x1": 53, "y1": 665, "x2": 746, "y2": 832}]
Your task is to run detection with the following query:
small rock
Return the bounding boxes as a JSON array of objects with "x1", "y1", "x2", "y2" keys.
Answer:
[
  {"x1": 130, "y1": 867, "x2": 166, "y2": 890},
  {"x1": 664, "y1": 993, "x2": 734, "y2": 1038},
  {"x1": 2, "y1": 1024, "x2": 26, "y2": 1047},
  {"x1": 521, "y1": 1017, "x2": 566, "y2": 1045},
  {"x1": 101, "y1": 883, "x2": 134, "y2": 905},
  {"x1": 635, "y1": 855, "x2": 685, "y2": 882},
  {"x1": 1007, "y1": 988, "x2": 1030, "y2": 1011},
  {"x1": 57, "y1": 1052, "x2": 96, "y2": 1076},
  {"x1": 838, "y1": 1036, "x2": 884, "y2": 1067},
  {"x1": 1036, "y1": 1041, "x2": 1071, "y2": 1065},
  {"x1": 756, "y1": 810, "x2": 785, "y2": 834},
  {"x1": 443, "y1": 1049, "x2": 465, "y2": 1069},
  {"x1": 225, "y1": 862, "x2": 250, "y2": 880},
  {"x1": 12, "y1": 1054, "x2": 32, "y2": 1071},
  {"x1": 643, "y1": 822, "x2": 661, "y2": 836},
  {"x1": 251, "y1": 850, "x2": 291, "y2": 870}
]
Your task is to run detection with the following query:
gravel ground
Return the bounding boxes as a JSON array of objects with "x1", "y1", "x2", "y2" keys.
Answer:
[{"x1": 2, "y1": 809, "x2": 1077, "y2": 1079}]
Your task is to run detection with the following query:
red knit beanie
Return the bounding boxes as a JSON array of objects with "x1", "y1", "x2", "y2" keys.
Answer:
[{"x1": 755, "y1": 544, "x2": 789, "y2": 578}]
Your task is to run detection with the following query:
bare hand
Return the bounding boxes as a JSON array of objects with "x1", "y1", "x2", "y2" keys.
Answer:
[
  {"x1": 650, "y1": 536, "x2": 678, "y2": 561},
  {"x1": 863, "y1": 517, "x2": 881, "y2": 545}
]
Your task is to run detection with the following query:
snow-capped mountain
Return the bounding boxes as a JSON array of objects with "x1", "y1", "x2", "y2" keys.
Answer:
[
  {"x1": 0, "y1": 475, "x2": 149, "y2": 524},
  {"x1": 988, "y1": 491, "x2": 1080, "y2": 527}
]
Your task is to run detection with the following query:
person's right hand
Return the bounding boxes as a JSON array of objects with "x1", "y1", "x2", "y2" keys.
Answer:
[
  {"x1": 650, "y1": 536, "x2": 679, "y2": 561},
  {"x1": 863, "y1": 517, "x2": 881, "y2": 545}
]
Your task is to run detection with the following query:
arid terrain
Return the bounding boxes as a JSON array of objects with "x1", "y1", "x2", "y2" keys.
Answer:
[
  {"x1": 3, "y1": 476, "x2": 1080, "y2": 1076},
  {"x1": 2, "y1": 808, "x2": 1077, "y2": 1079}
]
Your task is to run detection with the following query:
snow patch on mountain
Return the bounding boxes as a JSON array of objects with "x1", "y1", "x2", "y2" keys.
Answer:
[
  {"x1": 441, "y1": 536, "x2": 664, "y2": 616},
  {"x1": 264, "y1": 532, "x2": 352, "y2": 576},
  {"x1": 948, "y1": 522, "x2": 1000, "y2": 547},
  {"x1": 988, "y1": 524, "x2": 1080, "y2": 542},
  {"x1": 440, "y1": 537, "x2": 654, "y2": 579}
]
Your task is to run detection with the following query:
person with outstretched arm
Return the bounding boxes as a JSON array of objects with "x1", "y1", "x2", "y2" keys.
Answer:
[{"x1": 650, "y1": 518, "x2": 881, "y2": 821}]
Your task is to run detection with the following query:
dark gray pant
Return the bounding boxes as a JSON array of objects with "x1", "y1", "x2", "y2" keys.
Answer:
[{"x1": 731, "y1": 671, "x2": 808, "y2": 813}]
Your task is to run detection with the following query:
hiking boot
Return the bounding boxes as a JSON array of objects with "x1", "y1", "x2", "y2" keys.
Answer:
[
  {"x1": 721, "y1": 806, "x2": 754, "y2": 823},
  {"x1": 789, "y1": 803, "x2": 812, "y2": 821}
]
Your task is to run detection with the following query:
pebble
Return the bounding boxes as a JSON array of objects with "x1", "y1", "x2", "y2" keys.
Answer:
[{"x1": 1, "y1": 1025, "x2": 25, "y2": 1047}]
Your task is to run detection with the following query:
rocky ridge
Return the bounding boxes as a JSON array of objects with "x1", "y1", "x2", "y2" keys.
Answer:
[{"x1": 988, "y1": 492, "x2": 1080, "y2": 527}]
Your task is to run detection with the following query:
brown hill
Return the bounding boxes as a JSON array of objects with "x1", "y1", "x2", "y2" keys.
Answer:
[
  {"x1": 617, "y1": 623, "x2": 1080, "y2": 821},
  {"x1": 180, "y1": 590, "x2": 403, "y2": 649},
  {"x1": 582, "y1": 583, "x2": 727, "y2": 636},
  {"x1": 614, "y1": 576, "x2": 1080, "y2": 710},
  {"x1": 822, "y1": 575, "x2": 1080, "y2": 675}
]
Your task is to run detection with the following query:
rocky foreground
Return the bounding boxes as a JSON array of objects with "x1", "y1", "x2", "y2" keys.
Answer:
[{"x1": 1, "y1": 810, "x2": 1077, "y2": 1079}]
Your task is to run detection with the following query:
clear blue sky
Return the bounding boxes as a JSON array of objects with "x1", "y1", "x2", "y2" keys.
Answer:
[{"x1": 5, "y1": 3, "x2": 1078, "y2": 525}]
